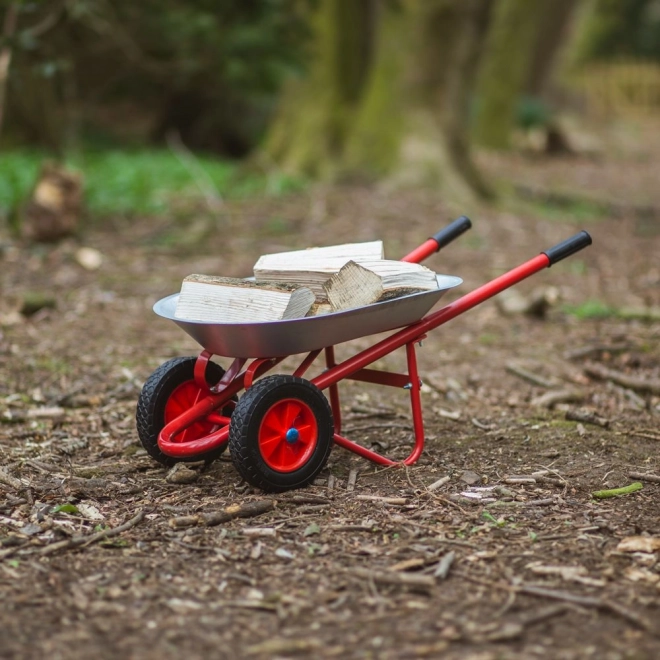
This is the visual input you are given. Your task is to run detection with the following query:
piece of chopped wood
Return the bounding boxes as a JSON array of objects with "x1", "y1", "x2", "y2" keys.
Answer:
[
  {"x1": 323, "y1": 259, "x2": 438, "y2": 310},
  {"x1": 347, "y1": 469, "x2": 358, "y2": 492},
  {"x1": 175, "y1": 275, "x2": 315, "y2": 323},
  {"x1": 253, "y1": 240, "x2": 384, "y2": 298}
]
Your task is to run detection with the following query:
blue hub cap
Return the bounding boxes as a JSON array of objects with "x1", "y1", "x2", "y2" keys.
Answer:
[{"x1": 285, "y1": 428, "x2": 300, "y2": 444}]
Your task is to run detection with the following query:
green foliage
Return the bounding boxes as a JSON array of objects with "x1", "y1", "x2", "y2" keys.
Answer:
[
  {"x1": 0, "y1": 148, "x2": 307, "y2": 220},
  {"x1": 515, "y1": 96, "x2": 552, "y2": 130},
  {"x1": 5, "y1": 1, "x2": 311, "y2": 153},
  {"x1": 578, "y1": 0, "x2": 660, "y2": 62}
]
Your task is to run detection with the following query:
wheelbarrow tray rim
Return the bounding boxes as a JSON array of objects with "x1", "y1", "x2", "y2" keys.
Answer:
[{"x1": 154, "y1": 273, "x2": 463, "y2": 358}]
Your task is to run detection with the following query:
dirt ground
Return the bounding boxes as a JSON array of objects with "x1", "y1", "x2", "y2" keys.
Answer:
[{"x1": 1, "y1": 132, "x2": 659, "y2": 659}]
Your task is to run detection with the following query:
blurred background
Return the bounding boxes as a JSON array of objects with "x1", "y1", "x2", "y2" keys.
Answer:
[{"x1": 1, "y1": 0, "x2": 660, "y2": 236}]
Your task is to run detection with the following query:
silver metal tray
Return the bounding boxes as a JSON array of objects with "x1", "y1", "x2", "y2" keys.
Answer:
[{"x1": 154, "y1": 274, "x2": 462, "y2": 358}]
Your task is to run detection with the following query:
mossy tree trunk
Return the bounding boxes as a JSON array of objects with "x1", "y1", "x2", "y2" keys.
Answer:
[
  {"x1": 525, "y1": 0, "x2": 580, "y2": 99},
  {"x1": 265, "y1": 0, "x2": 495, "y2": 202},
  {"x1": 472, "y1": 0, "x2": 543, "y2": 149},
  {"x1": 263, "y1": 0, "x2": 378, "y2": 178}
]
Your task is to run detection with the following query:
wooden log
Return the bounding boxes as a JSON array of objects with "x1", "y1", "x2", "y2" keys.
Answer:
[
  {"x1": 175, "y1": 275, "x2": 315, "y2": 323},
  {"x1": 323, "y1": 260, "x2": 438, "y2": 312},
  {"x1": 253, "y1": 240, "x2": 384, "y2": 298}
]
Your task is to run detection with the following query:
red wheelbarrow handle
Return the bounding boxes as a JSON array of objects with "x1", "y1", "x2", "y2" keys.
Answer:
[{"x1": 401, "y1": 215, "x2": 472, "y2": 263}]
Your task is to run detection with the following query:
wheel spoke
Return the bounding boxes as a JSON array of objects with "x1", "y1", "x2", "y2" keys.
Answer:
[{"x1": 282, "y1": 401, "x2": 303, "y2": 429}]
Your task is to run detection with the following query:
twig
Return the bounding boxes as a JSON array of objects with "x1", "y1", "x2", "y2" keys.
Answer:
[
  {"x1": 32, "y1": 510, "x2": 145, "y2": 557},
  {"x1": 427, "y1": 476, "x2": 450, "y2": 492},
  {"x1": 169, "y1": 500, "x2": 276, "y2": 528},
  {"x1": 630, "y1": 430, "x2": 660, "y2": 442},
  {"x1": 0, "y1": 467, "x2": 23, "y2": 491},
  {"x1": 584, "y1": 363, "x2": 660, "y2": 396},
  {"x1": 531, "y1": 389, "x2": 585, "y2": 408},
  {"x1": 433, "y1": 551, "x2": 455, "y2": 579},
  {"x1": 506, "y1": 362, "x2": 557, "y2": 388},
  {"x1": 166, "y1": 130, "x2": 223, "y2": 212},
  {"x1": 350, "y1": 567, "x2": 435, "y2": 591},
  {"x1": 486, "y1": 497, "x2": 556, "y2": 508},
  {"x1": 628, "y1": 472, "x2": 660, "y2": 484},
  {"x1": 565, "y1": 409, "x2": 610, "y2": 428},
  {"x1": 355, "y1": 495, "x2": 407, "y2": 505},
  {"x1": 592, "y1": 483, "x2": 643, "y2": 499},
  {"x1": 457, "y1": 572, "x2": 657, "y2": 635},
  {"x1": 564, "y1": 343, "x2": 633, "y2": 360}
]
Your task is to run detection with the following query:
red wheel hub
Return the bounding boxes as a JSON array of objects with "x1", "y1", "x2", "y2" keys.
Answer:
[
  {"x1": 258, "y1": 398, "x2": 318, "y2": 472},
  {"x1": 165, "y1": 381, "x2": 217, "y2": 443}
]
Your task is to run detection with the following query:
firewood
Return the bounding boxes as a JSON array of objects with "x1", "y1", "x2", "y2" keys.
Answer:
[
  {"x1": 253, "y1": 240, "x2": 384, "y2": 298},
  {"x1": 175, "y1": 275, "x2": 315, "y2": 323},
  {"x1": 323, "y1": 260, "x2": 438, "y2": 312}
]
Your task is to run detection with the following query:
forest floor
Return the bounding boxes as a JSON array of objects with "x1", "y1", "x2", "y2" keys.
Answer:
[{"x1": 1, "y1": 120, "x2": 660, "y2": 659}]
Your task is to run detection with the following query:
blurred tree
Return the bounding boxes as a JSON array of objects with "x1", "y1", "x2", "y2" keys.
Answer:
[
  {"x1": 265, "y1": 0, "x2": 494, "y2": 201},
  {"x1": 3, "y1": 0, "x2": 310, "y2": 155},
  {"x1": 575, "y1": 0, "x2": 660, "y2": 62},
  {"x1": 472, "y1": 0, "x2": 542, "y2": 149},
  {"x1": 264, "y1": 0, "x2": 378, "y2": 177},
  {"x1": 525, "y1": 0, "x2": 580, "y2": 99}
]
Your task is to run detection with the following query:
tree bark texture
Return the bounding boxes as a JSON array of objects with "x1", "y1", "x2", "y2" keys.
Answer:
[
  {"x1": 473, "y1": 0, "x2": 543, "y2": 149},
  {"x1": 266, "y1": 0, "x2": 495, "y2": 202}
]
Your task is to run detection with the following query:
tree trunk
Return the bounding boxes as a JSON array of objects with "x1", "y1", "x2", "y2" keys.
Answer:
[
  {"x1": 0, "y1": 3, "x2": 19, "y2": 143},
  {"x1": 344, "y1": 0, "x2": 494, "y2": 200},
  {"x1": 262, "y1": 0, "x2": 378, "y2": 178},
  {"x1": 472, "y1": 0, "x2": 542, "y2": 149},
  {"x1": 525, "y1": 0, "x2": 580, "y2": 99}
]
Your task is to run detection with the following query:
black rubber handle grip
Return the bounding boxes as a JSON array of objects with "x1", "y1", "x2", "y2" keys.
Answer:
[
  {"x1": 542, "y1": 230, "x2": 592, "y2": 266},
  {"x1": 431, "y1": 215, "x2": 472, "y2": 251}
]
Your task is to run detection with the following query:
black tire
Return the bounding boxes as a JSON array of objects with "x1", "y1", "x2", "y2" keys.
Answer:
[
  {"x1": 228, "y1": 375, "x2": 333, "y2": 492},
  {"x1": 136, "y1": 356, "x2": 234, "y2": 467}
]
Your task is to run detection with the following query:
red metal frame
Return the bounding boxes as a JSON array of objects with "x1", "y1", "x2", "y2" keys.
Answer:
[{"x1": 157, "y1": 250, "x2": 553, "y2": 464}]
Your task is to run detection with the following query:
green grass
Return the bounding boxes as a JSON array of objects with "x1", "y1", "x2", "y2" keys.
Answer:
[
  {"x1": 563, "y1": 299, "x2": 617, "y2": 319},
  {"x1": 0, "y1": 148, "x2": 307, "y2": 219}
]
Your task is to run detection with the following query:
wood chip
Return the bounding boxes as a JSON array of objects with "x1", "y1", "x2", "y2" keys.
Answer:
[
  {"x1": 347, "y1": 469, "x2": 358, "y2": 492},
  {"x1": 427, "y1": 476, "x2": 450, "y2": 492}
]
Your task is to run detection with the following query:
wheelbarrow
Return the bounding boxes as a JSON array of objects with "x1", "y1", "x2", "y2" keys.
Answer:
[{"x1": 136, "y1": 217, "x2": 592, "y2": 492}]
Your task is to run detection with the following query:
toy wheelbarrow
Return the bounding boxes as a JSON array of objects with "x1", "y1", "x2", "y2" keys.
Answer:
[{"x1": 136, "y1": 217, "x2": 592, "y2": 492}]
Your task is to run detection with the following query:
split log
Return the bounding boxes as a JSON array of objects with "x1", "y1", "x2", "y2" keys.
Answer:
[
  {"x1": 253, "y1": 240, "x2": 384, "y2": 298},
  {"x1": 175, "y1": 275, "x2": 315, "y2": 323},
  {"x1": 323, "y1": 260, "x2": 438, "y2": 312}
]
